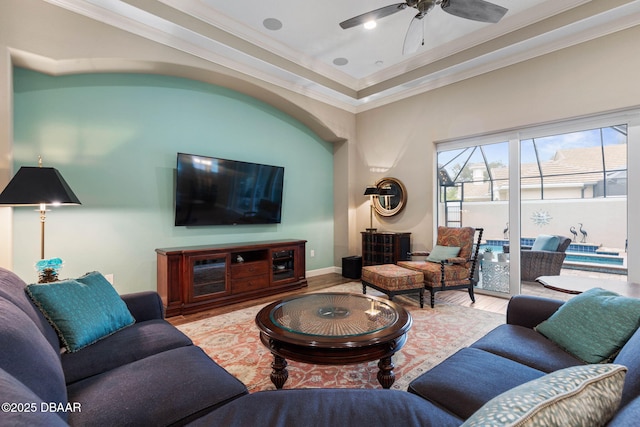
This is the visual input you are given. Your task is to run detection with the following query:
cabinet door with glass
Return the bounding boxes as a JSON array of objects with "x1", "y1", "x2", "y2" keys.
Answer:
[
  {"x1": 186, "y1": 253, "x2": 230, "y2": 302},
  {"x1": 271, "y1": 243, "x2": 305, "y2": 286}
]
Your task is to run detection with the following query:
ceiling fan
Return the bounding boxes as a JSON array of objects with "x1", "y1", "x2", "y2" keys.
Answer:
[{"x1": 339, "y1": 0, "x2": 508, "y2": 55}]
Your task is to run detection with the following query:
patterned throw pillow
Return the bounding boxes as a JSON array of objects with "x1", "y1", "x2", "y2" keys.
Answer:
[
  {"x1": 462, "y1": 364, "x2": 627, "y2": 427},
  {"x1": 426, "y1": 245, "x2": 461, "y2": 263},
  {"x1": 535, "y1": 287, "x2": 640, "y2": 363},
  {"x1": 26, "y1": 271, "x2": 135, "y2": 352}
]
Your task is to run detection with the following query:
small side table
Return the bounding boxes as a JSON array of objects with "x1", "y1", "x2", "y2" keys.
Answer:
[{"x1": 481, "y1": 256, "x2": 509, "y2": 292}]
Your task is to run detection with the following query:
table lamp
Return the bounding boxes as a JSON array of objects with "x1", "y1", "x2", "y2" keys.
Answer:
[
  {"x1": 0, "y1": 157, "x2": 81, "y2": 263},
  {"x1": 363, "y1": 185, "x2": 380, "y2": 232},
  {"x1": 378, "y1": 185, "x2": 394, "y2": 210}
]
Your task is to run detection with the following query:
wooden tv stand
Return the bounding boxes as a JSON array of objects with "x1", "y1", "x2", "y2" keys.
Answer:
[{"x1": 156, "y1": 239, "x2": 307, "y2": 317}]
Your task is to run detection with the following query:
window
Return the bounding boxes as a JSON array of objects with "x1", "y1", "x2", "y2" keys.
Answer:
[
  {"x1": 438, "y1": 125, "x2": 627, "y2": 204},
  {"x1": 436, "y1": 113, "x2": 634, "y2": 296},
  {"x1": 438, "y1": 142, "x2": 509, "y2": 203},
  {"x1": 521, "y1": 125, "x2": 627, "y2": 200}
]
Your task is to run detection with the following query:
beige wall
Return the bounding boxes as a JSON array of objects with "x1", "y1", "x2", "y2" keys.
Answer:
[
  {"x1": 454, "y1": 199, "x2": 627, "y2": 250},
  {"x1": 356, "y1": 26, "x2": 640, "y2": 281},
  {"x1": 0, "y1": 48, "x2": 12, "y2": 266}
]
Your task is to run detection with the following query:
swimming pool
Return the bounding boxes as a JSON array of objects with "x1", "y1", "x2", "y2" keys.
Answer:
[
  {"x1": 565, "y1": 253, "x2": 624, "y2": 266},
  {"x1": 479, "y1": 245, "x2": 625, "y2": 268}
]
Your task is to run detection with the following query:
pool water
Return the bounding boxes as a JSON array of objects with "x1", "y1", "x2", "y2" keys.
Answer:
[
  {"x1": 479, "y1": 245, "x2": 624, "y2": 266},
  {"x1": 565, "y1": 253, "x2": 624, "y2": 266}
]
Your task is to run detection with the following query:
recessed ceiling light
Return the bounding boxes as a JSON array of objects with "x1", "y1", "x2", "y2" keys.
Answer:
[
  {"x1": 333, "y1": 57, "x2": 349, "y2": 66},
  {"x1": 263, "y1": 18, "x2": 283, "y2": 31},
  {"x1": 364, "y1": 20, "x2": 377, "y2": 30}
]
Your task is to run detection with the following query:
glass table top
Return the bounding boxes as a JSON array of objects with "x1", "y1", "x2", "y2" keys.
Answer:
[{"x1": 269, "y1": 293, "x2": 398, "y2": 337}]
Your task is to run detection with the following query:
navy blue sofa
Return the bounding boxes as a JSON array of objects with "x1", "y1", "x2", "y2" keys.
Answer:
[
  {"x1": 406, "y1": 294, "x2": 640, "y2": 426},
  {"x1": 0, "y1": 267, "x2": 248, "y2": 426},
  {"x1": 192, "y1": 294, "x2": 640, "y2": 426},
  {"x1": 1, "y1": 264, "x2": 639, "y2": 426}
]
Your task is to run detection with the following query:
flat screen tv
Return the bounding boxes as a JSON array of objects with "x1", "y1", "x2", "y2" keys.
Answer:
[{"x1": 175, "y1": 153, "x2": 284, "y2": 226}]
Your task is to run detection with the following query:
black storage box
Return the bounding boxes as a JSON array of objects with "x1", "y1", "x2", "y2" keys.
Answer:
[{"x1": 342, "y1": 256, "x2": 362, "y2": 279}]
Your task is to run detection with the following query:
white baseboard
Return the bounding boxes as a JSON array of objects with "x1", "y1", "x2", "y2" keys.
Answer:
[{"x1": 306, "y1": 266, "x2": 340, "y2": 277}]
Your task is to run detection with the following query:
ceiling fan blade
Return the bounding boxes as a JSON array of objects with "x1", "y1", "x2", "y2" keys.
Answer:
[
  {"x1": 339, "y1": 3, "x2": 408, "y2": 29},
  {"x1": 403, "y1": 14, "x2": 424, "y2": 55},
  {"x1": 441, "y1": 0, "x2": 508, "y2": 24}
]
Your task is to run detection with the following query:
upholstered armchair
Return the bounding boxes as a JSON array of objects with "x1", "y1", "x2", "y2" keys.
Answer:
[
  {"x1": 503, "y1": 235, "x2": 572, "y2": 282},
  {"x1": 398, "y1": 227, "x2": 483, "y2": 308}
]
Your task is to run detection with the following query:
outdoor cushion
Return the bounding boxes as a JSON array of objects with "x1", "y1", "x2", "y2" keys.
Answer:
[
  {"x1": 26, "y1": 271, "x2": 135, "y2": 352},
  {"x1": 426, "y1": 245, "x2": 461, "y2": 262},
  {"x1": 461, "y1": 364, "x2": 627, "y2": 427},
  {"x1": 535, "y1": 287, "x2": 640, "y2": 363},
  {"x1": 531, "y1": 235, "x2": 560, "y2": 251}
]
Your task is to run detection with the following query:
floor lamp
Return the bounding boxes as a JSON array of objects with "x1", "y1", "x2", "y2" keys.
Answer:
[
  {"x1": 0, "y1": 158, "x2": 81, "y2": 281},
  {"x1": 363, "y1": 185, "x2": 380, "y2": 232}
]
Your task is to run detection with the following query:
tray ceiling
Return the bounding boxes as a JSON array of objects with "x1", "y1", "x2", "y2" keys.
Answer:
[{"x1": 42, "y1": 0, "x2": 640, "y2": 112}]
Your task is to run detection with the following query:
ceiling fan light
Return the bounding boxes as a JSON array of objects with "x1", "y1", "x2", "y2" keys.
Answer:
[{"x1": 364, "y1": 20, "x2": 377, "y2": 30}]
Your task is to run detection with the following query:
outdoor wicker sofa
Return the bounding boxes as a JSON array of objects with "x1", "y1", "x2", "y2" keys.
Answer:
[{"x1": 503, "y1": 235, "x2": 572, "y2": 282}]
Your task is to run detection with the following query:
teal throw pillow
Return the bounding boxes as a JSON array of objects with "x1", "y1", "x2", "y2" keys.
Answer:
[
  {"x1": 427, "y1": 245, "x2": 461, "y2": 263},
  {"x1": 531, "y1": 235, "x2": 560, "y2": 251},
  {"x1": 535, "y1": 287, "x2": 640, "y2": 363},
  {"x1": 462, "y1": 364, "x2": 627, "y2": 427},
  {"x1": 26, "y1": 271, "x2": 135, "y2": 353}
]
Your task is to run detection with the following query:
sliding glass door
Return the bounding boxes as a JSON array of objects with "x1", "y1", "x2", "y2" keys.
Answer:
[
  {"x1": 436, "y1": 112, "x2": 632, "y2": 298},
  {"x1": 436, "y1": 141, "x2": 512, "y2": 295},
  {"x1": 519, "y1": 124, "x2": 627, "y2": 284}
]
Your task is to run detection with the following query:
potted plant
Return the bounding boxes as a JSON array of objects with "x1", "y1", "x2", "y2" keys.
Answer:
[{"x1": 483, "y1": 247, "x2": 495, "y2": 261}]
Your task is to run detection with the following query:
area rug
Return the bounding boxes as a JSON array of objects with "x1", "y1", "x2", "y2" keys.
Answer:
[{"x1": 176, "y1": 282, "x2": 504, "y2": 392}]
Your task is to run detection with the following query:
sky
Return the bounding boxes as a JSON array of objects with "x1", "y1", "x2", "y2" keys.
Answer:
[{"x1": 438, "y1": 125, "x2": 627, "y2": 171}]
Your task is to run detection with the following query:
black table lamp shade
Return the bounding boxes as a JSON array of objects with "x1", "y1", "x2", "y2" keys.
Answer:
[
  {"x1": 363, "y1": 185, "x2": 380, "y2": 232},
  {"x1": 0, "y1": 167, "x2": 81, "y2": 206},
  {"x1": 0, "y1": 164, "x2": 81, "y2": 261},
  {"x1": 363, "y1": 186, "x2": 380, "y2": 196}
]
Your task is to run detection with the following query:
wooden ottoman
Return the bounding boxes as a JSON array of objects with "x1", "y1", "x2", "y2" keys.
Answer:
[{"x1": 361, "y1": 264, "x2": 425, "y2": 308}]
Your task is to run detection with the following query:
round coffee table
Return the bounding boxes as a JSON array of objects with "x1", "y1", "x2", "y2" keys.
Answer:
[{"x1": 255, "y1": 292, "x2": 412, "y2": 389}]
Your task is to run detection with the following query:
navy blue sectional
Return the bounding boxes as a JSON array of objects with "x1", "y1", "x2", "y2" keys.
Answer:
[
  {"x1": 0, "y1": 267, "x2": 248, "y2": 426},
  {"x1": 407, "y1": 294, "x2": 640, "y2": 426},
  {"x1": 1, "y1": 265, "x2": 638, "y2": 426}
]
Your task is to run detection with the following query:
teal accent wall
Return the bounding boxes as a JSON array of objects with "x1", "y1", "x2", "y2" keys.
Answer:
[{"x1": 12, "y1": 68, "x2": 334, "y2": 292}]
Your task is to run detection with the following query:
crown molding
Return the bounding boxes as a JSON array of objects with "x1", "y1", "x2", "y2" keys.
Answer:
[{"x1": 41, "y1": 0, "x2": 640, "y2": 114}]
